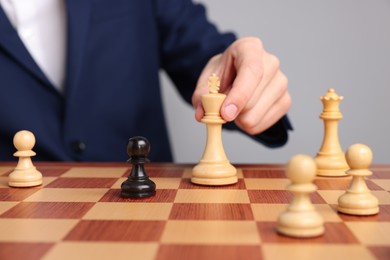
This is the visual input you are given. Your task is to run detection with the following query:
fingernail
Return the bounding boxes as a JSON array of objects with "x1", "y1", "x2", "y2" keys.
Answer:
[{"x1": 224, "y1": 104, "x2": 238, "y2": 120}]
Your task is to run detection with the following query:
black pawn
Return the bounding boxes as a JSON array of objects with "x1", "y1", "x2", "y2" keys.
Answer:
[{"x1": 121, "y1": 136, "x2": 156, "y2": 198}]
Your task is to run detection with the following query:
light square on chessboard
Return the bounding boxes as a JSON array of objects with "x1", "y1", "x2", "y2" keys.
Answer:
[
  {"x1": 100, "y1": 189, "x2": 177, "y2": 203},
  {"x1": 0, "y1": 202, "x2": 95, "y2": 219},
  {"x1": 146, "y1": 177, "x2": 182, "y2": 189},
  {"x1": 251, "y1": 204, "x2": 342, "y2": 222},
  {"x1": 169, "y1": 203, "x2": 254, "y2": 220},
  {"x1": 161, "y1": 220, "x2": 260, "y2": 244},
  {"x1": 345, "y1": 222, "x2": 390, "y2": 246},
  {"x1": 262, "y1": 244, "x2": 376, "y2": 260},
  {"x1": 318, "y1": 190, "x2": 390, "y2": 205},
  {"x1": 43, "y1": 242, "x2": 159, "y2": 260},
  {"x1": 0, "y1": 219, "x2": 78, "y2": 242},
  {"x1": 23, "y1": 188, "x2": 109, "y2": 202},
  {"x1": 111, "y1": 177, "x2": 182, "y2": 189},
  {"x1": 61, "y1": 167, "x2": 128, "y2": 178},
  {"x1": 83, "y1": 202, "x2": 173, "y2": 220},
  {"x1": 45, "y1": 177, "x2": 117, "y2": 188},
  {"x1": 182, "y1": 168, "x2": 244, "y2": 179},
  {"x1": 244, "y1": 178, "x2": 290, "y2": 190},
  {"x1": 174, "y1": 189, "x2": 250, "y2": 203},
  {"x1": 64, "y1": 220, "x2": 165, "y2": 242}
]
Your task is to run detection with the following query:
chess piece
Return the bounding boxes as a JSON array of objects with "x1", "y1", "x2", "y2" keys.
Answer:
[
  {"x1": 314, "y1": 88, "x2": 349, "y2": 176},
  {"x1": 276, "y1": 154, "x2": 324, "y2": 238},
  {"x1": 338, "y1": 144, "x2": 379, "y2": 215},
  {"x1": 8, "y1": 130, "x2": 43, "y2": 187},
  {"x1": 191, "y1": 74, "x2": 237, "y2": 185},
  {"x1": 121, "y1": 136, "x2": 156, "y2": 198}
]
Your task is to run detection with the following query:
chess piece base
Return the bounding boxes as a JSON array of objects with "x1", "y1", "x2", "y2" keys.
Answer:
[
  {"x1": 315, "y1": 153, "x2": 349, "y2": 177},
  {"x1": 191, "y1": 176, "x2": 238, "y2": 186},
  {"x1": 338, "y1": 193, "x2": 379, "y2": 215},
  {"x1": 338, "y1": 206, "x2": 379, "y2": 215},
  {"x1": 8, "y1": 168, "x2": 42, "y2": 187},
  {"x1": 277, "y1": 225, "x2": 324, "y2": 238},
  {"x1": 192, "y1": 161, "x2": 237, "y2": 185},
  {"x1": 276, "y1": 211, "x2": 324, "y2": 238},
  {"x1": 121, "y1": 177, "x2": 156, "y2": 198}
]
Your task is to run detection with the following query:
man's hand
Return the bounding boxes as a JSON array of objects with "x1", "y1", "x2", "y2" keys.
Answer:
[{"x1": 192, "y1": 37, "x2": 291, "y2": 135}]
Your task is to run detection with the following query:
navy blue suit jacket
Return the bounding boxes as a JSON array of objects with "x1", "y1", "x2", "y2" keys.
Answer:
[{"x1": 0, "y1": 0, "x2": 291, "y2": 162}]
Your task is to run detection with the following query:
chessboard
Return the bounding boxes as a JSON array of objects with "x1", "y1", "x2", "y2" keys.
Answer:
[{"x1": 0, "y1": 162, "x2": 389, "y2": 260}]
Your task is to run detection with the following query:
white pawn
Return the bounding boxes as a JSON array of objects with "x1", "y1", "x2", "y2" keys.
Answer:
[
  {"x1": 277, "y1": 154, "x2": 324, "y2": 238},
  {"x1": 338, "y1": 144, "x2": 379, "y2": 215},
  {"x1": 8, "y1": 130, "x2": 43, "y2": 187}
]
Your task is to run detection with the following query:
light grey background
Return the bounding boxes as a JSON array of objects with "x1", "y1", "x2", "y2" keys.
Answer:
[{"x1": 160, "y1": 0, "x2": 390, "y2": 164}]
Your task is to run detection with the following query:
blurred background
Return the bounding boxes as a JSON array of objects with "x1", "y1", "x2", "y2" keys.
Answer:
[{"x1": 160, "y1": 0, "x2": 390, "y2": 163}]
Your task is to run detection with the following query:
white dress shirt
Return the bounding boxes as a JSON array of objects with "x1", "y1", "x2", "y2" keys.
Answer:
[{"x1": 0, "y1": 0, "x2": 66, "y2": 92}]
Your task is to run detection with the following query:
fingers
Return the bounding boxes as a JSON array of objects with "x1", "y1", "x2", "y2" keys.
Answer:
[
  {"x1": 255, "y1": 91, "x2": 291, "y2": 133},
  {"x1": 235, "y1": 71, "x2": 291, "y2": 134},
  {"x1": 235, "y1": 52, "x2": 281, "y2": 113},
  {"x1": 192, "y1": 36, "x2": 291, "y2": 134},
  {"x1": 220, "y1": 38, "x2": 265, "y2": 121},
  {"x1": 193, "y1": 37, "x2": 267, "y2": 122},
  {"x1": 194, "y1": 103, "x2": 205, "y2": 122}
]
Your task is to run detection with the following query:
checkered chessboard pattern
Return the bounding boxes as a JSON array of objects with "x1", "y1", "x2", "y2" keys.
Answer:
[{"x1": 0, "y1": 163, "x2": 389, "y2": 260}]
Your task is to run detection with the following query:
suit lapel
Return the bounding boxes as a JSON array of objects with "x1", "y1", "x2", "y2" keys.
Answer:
[
  {"x1": 0, "y1": 7, "x2": 53, "y2": 87},
  {"x1": 65, "y1": 0, "x2": 91, "y2": 98},
  {"x1": 0, "y1": 1, "x2": 92, "y2": 94}
]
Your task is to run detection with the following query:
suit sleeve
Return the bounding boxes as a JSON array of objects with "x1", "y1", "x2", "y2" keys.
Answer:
[
  {"x1": 154, "y1": 0, "x2": 292, "y2": 148},
  {"x1": 154, "y1": 0, "x2": 234, "y2": 102}
]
